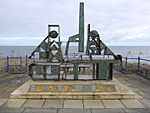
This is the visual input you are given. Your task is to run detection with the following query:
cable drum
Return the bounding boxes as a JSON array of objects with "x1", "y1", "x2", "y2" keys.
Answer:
[{"x1": 49, "y1": 30, "x2": 58, "y2": 38}]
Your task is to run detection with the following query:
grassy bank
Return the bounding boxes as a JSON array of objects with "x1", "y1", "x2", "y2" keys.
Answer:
[
  {"x1": 0, "y1": 57, "x2": 29, "y2": 74},
  {"x1": 114, "y1": 61, "x2": 150, "y2": 77}
]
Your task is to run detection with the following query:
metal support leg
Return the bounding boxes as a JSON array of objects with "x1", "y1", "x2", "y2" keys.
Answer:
[
  {"x1": 93, "y1": 63, "x2": 95, "y2": 79},
  {"x1": 79, "y1": 67, "x2": 81, "y2": 72},
  {"x1": 43, "y1": 65, "x2": 47, "y2": 79},
  {"x1": 96, "y1": 63, "x2": 99, "y2": 79},
  {"x1": 109, "y1": 63, "x2": 113, "y2": 80},
  {"x1": 74, "y1": 63, "x2": 78, "y2": 80},
  {"x1": 83, "y1": 67, "x2": 85, "y2": 74}
]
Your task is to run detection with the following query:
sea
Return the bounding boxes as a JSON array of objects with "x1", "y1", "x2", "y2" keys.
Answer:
[{"x1": 0, "y1": 46, "x2": 150, "y2": 59}]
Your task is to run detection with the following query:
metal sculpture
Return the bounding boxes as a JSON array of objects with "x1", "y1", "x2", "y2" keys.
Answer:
[
  {"x1": 65, "y1": 2, "x2": 84, "y2": 55},
  {"x1": 29, "y1": 2, "x2": 120, "y2": 80},
  {"x1": 29, "y1": 25, "x2": 64, "y2": 80}
]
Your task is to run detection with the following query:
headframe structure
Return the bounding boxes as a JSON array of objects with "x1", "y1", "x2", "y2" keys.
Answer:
[
  {"x1": 65, "y1": 2, "x2": 84, "y2": 55},
  {"x1": 29, "y1": 2, "x2": 121, "y2": 80}
]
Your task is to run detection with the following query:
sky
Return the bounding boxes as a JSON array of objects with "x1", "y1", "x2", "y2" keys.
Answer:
[{"x1": 0, "y1": 0, "x2": 150, "y2": 46}]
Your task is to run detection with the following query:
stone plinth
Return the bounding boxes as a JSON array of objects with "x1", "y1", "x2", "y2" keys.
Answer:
[{"x1": 10, "y1": 79, "x2": 137, "y2": 99}]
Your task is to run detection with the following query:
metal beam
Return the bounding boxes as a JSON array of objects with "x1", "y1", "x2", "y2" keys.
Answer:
[{"x1": 78, "y1": 2, "x2": 84, "y2": 52}]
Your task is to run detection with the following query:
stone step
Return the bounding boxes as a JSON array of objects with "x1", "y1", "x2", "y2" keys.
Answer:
[{"x1": 10, "y1": 80, "x2": 137, "y2": 99}]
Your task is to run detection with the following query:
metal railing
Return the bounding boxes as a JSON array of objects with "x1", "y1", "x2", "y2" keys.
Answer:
[
  {"x1": 0, "y1": 57, "x2": 7, "y2": 73},
  {"x1": 0, "y1": 55, "x2": 28, "y2": 74},
  {"x1": 115, "y1": 56, "x2": 150, "y2": 79}
]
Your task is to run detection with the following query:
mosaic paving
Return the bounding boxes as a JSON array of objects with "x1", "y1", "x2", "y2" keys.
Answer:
[{"x1": 29, "y1": 84, "x2": 116, "y2": 92}]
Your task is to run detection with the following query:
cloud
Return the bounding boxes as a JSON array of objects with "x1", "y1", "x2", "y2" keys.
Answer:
[
  {"x1": 0, "y1": 0, "x2": 150, "y2": 46},
  {"x1": 0, "y1": 37, "x2": 43, "y2": 46}
]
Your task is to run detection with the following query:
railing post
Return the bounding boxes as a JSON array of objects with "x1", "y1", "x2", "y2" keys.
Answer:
[
  {"x1": 125, "y1": 56, "x2": 128, "y2": 73},
  {"x1": 6, "y1": 56, "x2": 9, "y2": 72},
  {"x1": 138, "y1": 56, "x2": 141, "y2": 75},
  {"x1": 26, "y1": 55, "x2": 28, "y2": 72},
  {"x1": 119, "y1": 61, "x2": 122, "y2": 72},
  {"x1": 20, "y1": 56, "x2": 22, "y2": 74}
]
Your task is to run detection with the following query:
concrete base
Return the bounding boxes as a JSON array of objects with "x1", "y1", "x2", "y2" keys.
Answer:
[{"x1": 10, "y1": 78, "x2": 138, "y2": 99}]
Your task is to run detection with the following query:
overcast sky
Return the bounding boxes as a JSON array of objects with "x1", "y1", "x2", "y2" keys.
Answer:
[{"x1": 0, "y1": 0, "x2": 150, "y2": 46}]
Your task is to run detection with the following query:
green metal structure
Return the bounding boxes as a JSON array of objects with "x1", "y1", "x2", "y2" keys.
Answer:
[
  {"x1": 65, "y1": 2, "x2": 84, "y2": 54},
  {"x1": 29, "y1": 2, "x2": 120, "y2": 80},
  {"x1": 79, "y1": 2, "x2": 84, "y2": 52}
]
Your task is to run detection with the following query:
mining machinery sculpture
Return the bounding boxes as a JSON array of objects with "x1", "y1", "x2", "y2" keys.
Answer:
[{"x1": 29, "y1": 2, "x2": 121, "y2": 80}]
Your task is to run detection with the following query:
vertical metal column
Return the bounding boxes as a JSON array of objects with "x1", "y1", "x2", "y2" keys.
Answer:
[
  {"x1": 119, "y1": 61, "x2": 122, "y2": 72},
  {"x1": 43, "y1": 65, "x2": 47, "y2": 79},
  {"x1": 26, "y1": 55, "x2": 28, "y2": 72},
  {"x1": 109, "y1": 63, "x2": 113, "y2": 80},
  {"x1": 125, "y1": 56, "x2": 128, "y2": 73},
  {"x1": 74, "y1": 63, "x2": 78, "y2": 80},
  {"x1": 20, "y1": 56, "x2": 22, "y2": 74},
  {"x1": 78, "y1": 2, "x2": 84, "y2": 52},
  {"x1": 86, "y1": 24, "x2": 90, "y2": 55},
  {"x1": 96, "y1": 63, "x2": 99, "y2": 79},
  {"x1": 93, "y1": 63, "x2": 95, "y2": 79},
  {"x1": 138, "y1": 56, "x2": 141, "y2": 75},
  {"x1": 6, "y1": 56, "x2": 9, "y2": 72}
]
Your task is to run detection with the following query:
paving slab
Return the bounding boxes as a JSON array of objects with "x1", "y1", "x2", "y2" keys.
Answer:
[
  {"x1": 125, "y1": 108, "x2": 150, "y2": 113},
  {"x1": 121, "y1": 100, "x2": 145, "y2": 108},
  {"x1": 102, "y1": 100, "x2": 125, "y2": 108},
  {"x1": 138, "y1": 99, "x2": 150, "y2": 108},
  {"x1": 0, "y1": 108, "x2": 24, "y2": 113},
  {"x1": 43, "y1": 99, "x2": 63, "y2": 108},
  {"x1": 24, "y1": 108, "x2": 57, "y2": 113},
  {"x1": 63, "y1": 100, "x2": 83, "y2": 108},
  {"x1": 23, "y1": 99, "x2": 45, "y2": 108},
  {"x1": 1, "y1": 99, "x2": 26, "y2": 108},
  {"x1": 83, "y1": 100, "x2": 104, "y2": 108},
  {"x1": 0, "y1": 99, "x2": 8, "y2": 106},
  {"x1": 58, "y1": 109, "x2": 91, "y2": 113},
  {"x1": 92, "y1": 108, "x2": 125, "y2": 113},
  {"x1": 142, "y1": 94, "x2": 150, "y2": 99}
]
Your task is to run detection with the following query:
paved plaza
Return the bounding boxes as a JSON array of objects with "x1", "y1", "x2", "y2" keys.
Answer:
[{"x1": 0, "y1": 70, "x2": 150, "y2": 112}]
